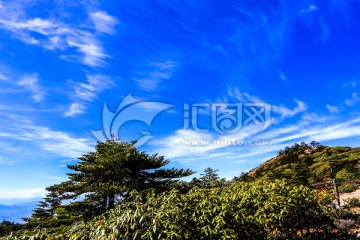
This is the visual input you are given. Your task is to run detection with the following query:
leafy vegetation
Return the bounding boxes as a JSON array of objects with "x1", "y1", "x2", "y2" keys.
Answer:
[
  {"x1": 3, "y1": 180, "x2": 356, "y2": 239},
  {"x1": 0, "y1": 221, "x2": 22, "y2": 238},
  {"x1": 344, "y1": 197, "x2": 360, "y2": 208},
  {"x1": 339, "y1": 183, "x2": 358, "y2": 193},
  {"x1": 1, "y1": 141, "x2": 359, "y2": 239}
]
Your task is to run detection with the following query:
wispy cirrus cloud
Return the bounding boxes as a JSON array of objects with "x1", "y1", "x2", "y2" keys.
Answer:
[
  {"x1": 0, "y1": 1, "x2": 118, "y2": 67},
  {"x1": 326, "y1": 104, "x2": 340, "y2": 113},
  {"x1": 300, "y1": 4, "x2": 319, "y2": 14},
  {"x1": 17, "y1": 74, "x2": 44, "y2": 102},
  {"x1": 345, "y1": 92, "x2": 360, "y2": 106},
  {"x1": 65, "y1": 74, "x2": 115, "y2": 117},
  {"x1": 90, "y1": 11, "x2": 118, "y2": 34},
  {"x1": 272, "y1": 100, "x2": 307, "y2": 118},
  {"x1": 153, "y1": 114, "x2": 360, "y2": 164},
  {"x1": 150, "y1": 88, "x2": 360, "y2": 164},
  {"x1": 64, "y1": 103, "x2": 85, "y2": 117},
  {"x1": 0, "y1": 71, "x2": 9, "y2": 81},
  {"x1": 134, "y1": 60, "x2": 176, "y2": 91},
  {"x1": 72, "y1": 74, "x2": 115, "y2": 102},
  {"x1": 0, "y1": 188, "x2": 45, "y2": 199},
  {"x1": 0, "y1": 114, "x2": 93, "y2": 159},
  {"x1": 227, "y1": 87, "x2": 307, "y2": 120}
]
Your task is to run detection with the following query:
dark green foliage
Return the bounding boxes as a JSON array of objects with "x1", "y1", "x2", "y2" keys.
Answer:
[
  {"x1": 0, "y1": 221, "x2": 22, "y2": 237},
  {"x1": 232, "y1": 171, "x2": 253, "y2": 182},
  {"x1": 3, "y1": 142, "x2": 359, "y2": 239},
  {"x1": 291, "y1": 160, "x2": 310, "y2": 186},
  {"x1": 187, "y1": 168, "x2": 229, "y2": 189},
  {"x1": 344, "y1": 197, "x2": 360, "y2": 208},
  {"x1": 339, "y1": 184, "x2": 358, "y2": 193},
  {"x1": 199, "y1": 167, "x2": 220, "y2": 187},
  {"x1": 13, "y1": 180, "x2": 356, "y2": 240},
  {"x1": 23, "y1": 140, "x2": 194, "y2": 229}
]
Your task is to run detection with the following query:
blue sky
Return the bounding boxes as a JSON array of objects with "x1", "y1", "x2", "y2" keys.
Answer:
[{"x1": 0, "y1": 0, "x2": 360, "y2": 199}]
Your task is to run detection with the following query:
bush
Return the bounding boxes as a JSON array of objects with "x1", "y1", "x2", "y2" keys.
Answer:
[
  {"x1": 339, "y1": 184, "x2": 358, "y2": 193},
  {"x1": 5, "y1": 180, "x2": 355, "y2": 239},
  {"x1": 65, "y1": 180, "x2": 339, "y2": 239},
  {"x1": 344, "y1": 197, "x2": 360, "y2": 208}
]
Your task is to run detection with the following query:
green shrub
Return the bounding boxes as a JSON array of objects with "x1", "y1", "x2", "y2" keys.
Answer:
[
  {"x1": 339, "y1": 184, "x2": 358, "y2": 193},
  {"x1": 61, "y1": 180, "x2": 339, "y2": 240},
  {"x1": 4, "y1": 180, "x2": 356, "y2": 240},
  {"x1": 344, "y1": 197, "x2": 360, "y2": 208}
]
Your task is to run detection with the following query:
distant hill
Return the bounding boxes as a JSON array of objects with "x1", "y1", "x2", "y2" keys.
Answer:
[
  {"x1": 0, "y1": 198, "x2": 42, "y2": 206},
  {"x1": 247, "y1": 143, "x2": 360, "y2": 189},
  {"x1": 0, "y1": 201, "x2": 39, "y2": 223}
]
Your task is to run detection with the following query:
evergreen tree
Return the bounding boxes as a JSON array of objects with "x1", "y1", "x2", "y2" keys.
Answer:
[
  {"x1": 233, "y1": 171, "x2": 252, "y2": 182},
  {"x1": 266, "y1": 168, "x2": 285, "y2": 181},
  {"x1": 199, "y1": 167, "x2": 220, "y2": 188},
  {"x1": 23, "y1": 191, "x2": 62, "y2": 229},
  {"x1": 26, "y1": 140, "x2": 194, "y2": 225},
  {"x1": 291, "y1": 161, "x2": 309, "y2": 186},
  {"x1": 0, "y1": 220, "x2": 22, "y2": 237}
]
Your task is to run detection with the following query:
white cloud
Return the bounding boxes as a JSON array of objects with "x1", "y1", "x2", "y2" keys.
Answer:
[
  {"x1": 0, "y1": 115, "x2": 93, "y2": 158},
  {"x1": 72, "y1": 74, "x2": 115, "y2": 102},
  {"x1": 345, "y1": 92, "x2": 360, "y2": 106},
  {"x1": 134, "y1": 60, "x2": 176, "y2": 91},
  {"x1": 2, "y1": 17, "x2": 54, "y2": 34},
  {"x1": 66, "y1": 35, "x2": 110, "y2": 67},
  {"x1": 65, "y1": 103, "x2": 85, "y2": 117},
  {"x1": 301, "y1": 112, "x2": 333, "y2": 123},
  {"x1": 326, "y1": 104, "x2": 340, "y2": 113},
  {"x1": 227, "y1": 88, "x2": 263, "y2": 103},
  {"x1": 0, "y1": 188, "x2": 45, "y2": 199},
  {"x1": 0, "y1": 71, "x2": 8, "y2": 81},
  {"x1": 90, "y1": 11, "x2": 118, "y2": 34},
  {"x1": 0, "y1": 3, "x2": 117, "y2": 67},
  {"x1": 17, "y1": 74, "x2": 44, "y2": 102},
  {"x1": 342, "y1": 81, "x2": 356, "y2": 88},
  {"x1": 300, "y1": 5, "x2": 319, "y2": 14},
  {"x1": 272, "y1": 99, "x2": 307, "y2": 118},
  {"x1": 65, "y1": 74, "x2": 115, "y2": 116},
  {"x1": 152, "y1": 116, "x2": 360, "y2": 164},
  {"x1": 279, "y1": 72, "x2": 286, "y2": 81},
  {"x1": 227, "y1": 88, "x2": 306, "y2": 121}
]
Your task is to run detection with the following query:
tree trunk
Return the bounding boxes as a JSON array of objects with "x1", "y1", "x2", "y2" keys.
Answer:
[
  {"x1": 332, "y1": 178, "x2": 340, "y2": 209},
  {"x1": 108, "y1": 193, "x2": 115, "y2": 209}
]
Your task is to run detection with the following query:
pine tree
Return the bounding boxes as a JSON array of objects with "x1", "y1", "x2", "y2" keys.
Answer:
[
  {"x1": 266, "y1": 168, "x2": 285, "y2": 181},
  {"x1": 27, "y1": 140, "x2": 194, "y2": 225},
  {"x1": 291, "y1": 161, "x2": 309, "y2": 186},
  {"x1": 233, "y1": 171, "x2": 252, "y2": 182},
  {"x1": 199, "y1": 167, "x2": 220, "y2": 188}
]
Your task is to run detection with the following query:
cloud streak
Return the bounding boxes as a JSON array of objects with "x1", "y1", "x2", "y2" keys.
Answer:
[
  {"x1": 90, "y1": 11, "x2": 118, "y2": 34},
  {"x1": 0, "y1": 1, "x2": 118, "y2": 67},
  {"x1": 65, "y1": 74, "x2": 115, "y2": 117},
  {"x1": 0, "y1": 114, "x2": 93, "y2": 159},
  {"x1": 0, "y1": 188, "x2": 45, "y2": 199},
  {"x1": 151, "y1": 89, "x2": 360, "y2": 164},
  {"x1": 345, "y1": 92, "x2": 360, "y2": 106},
  {"x1": 17, "y1": 74, "x2": 44, "y2": 102},
  {"x1": 134, "y1": 60, "x2": 176, "y2": 91}
]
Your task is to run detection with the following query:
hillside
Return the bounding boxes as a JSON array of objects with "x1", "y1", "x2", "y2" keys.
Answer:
[{"x1": 248, "y1": 143, "x2": 360, "y2": 190}]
